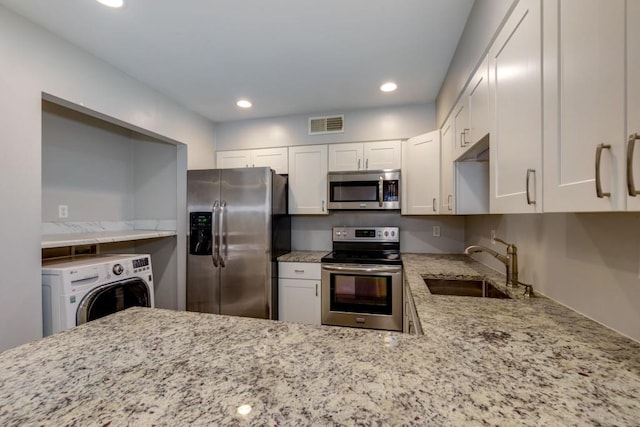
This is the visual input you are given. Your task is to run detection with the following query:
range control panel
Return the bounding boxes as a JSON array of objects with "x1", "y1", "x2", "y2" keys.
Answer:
[{"x1": 332, "y1": 227, "x2": 399, "y2": 243}]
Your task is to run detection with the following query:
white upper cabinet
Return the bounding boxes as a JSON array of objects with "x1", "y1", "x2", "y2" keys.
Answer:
[
  {"x1": 216, "y1": 150, "x2": 251, "y2": 169},
  {"x1": 216, "y1": 147, "x2": 288, "y2": 174},
  {"x1": 401, "y1": 130, "x2": 440, "y2": 215},
  {"x1": 440, "y1": 118, "x2": 455, "y2": 213},
  {"x1": 328, "y1": 140, "x2": 401, "y2": 171},
  {"x1": 489, "y1": 0, "x2": 542, "y2": 213},
  {"x1": 328, "y1": 143, "x2": 363, "y2": 171},
  {"x1": 288, "y1": 145, "x2": 328, "y2": 215},
  {"x1": 452, "y1": 100, "x2": 469, "y2": 161},
  {"x1": 452, "y1": 56, "x2": 489, "y2": 161},
  {"x1": 626, "y1": 1, "x2": 640, "y2": 210},
  {"x1": 467, "y1": 56, "x2": 490, "y2": 146},
  {"x1": 543, "y1": 0, "x2": 626, "y2": 212}
]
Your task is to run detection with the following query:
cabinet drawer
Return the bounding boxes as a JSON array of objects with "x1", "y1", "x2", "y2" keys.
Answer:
[{"x1": 279, "y1": 262, "x2": 321, "y2": 280}]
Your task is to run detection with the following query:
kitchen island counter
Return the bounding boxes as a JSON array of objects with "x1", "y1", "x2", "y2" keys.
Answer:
[{"x1": 1, "y1": 252, "x2": 640, "y2": 425}]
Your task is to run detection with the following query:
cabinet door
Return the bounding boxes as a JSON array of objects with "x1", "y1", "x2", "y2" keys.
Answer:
[
  {"x1": 468, "y1": 56, "x2": 490, "y2": 145},
  {"x1": 627, "y1": 1, "x2": 640, "y2": 210},
  {"x1": 288, "y1": 145, "x2": 328, "y2": 214},
  {"x1": 278, "y1": 278, "x2": 321, "y2": 325},
  {"x1": 489, "y1": 0, "x2": 542, "y2": 213},
  {"x1": 440, "y1": 118, "x2": 455, "y2": 213},
  {"x1": 364, "y1": 140, "x2": 402, "y2": 170},
  {"x1": 328, "y1": 143, "x2": 363, "y2": 171},
  {"x1": 251, "y1": 147, "x2": 288, "y2": 174},
  {"x1": 543, "y1": 0, "x2": 625, "y2": 212},
  {"x1": 216, "y1": 150, "x2": 251, "y2": 169},
  {"x1": 401, "y1": 130, "x2": 440, "y2": 215},
  {"x1": 452, "y1": 100, "x2": 469, "y2": 161}
]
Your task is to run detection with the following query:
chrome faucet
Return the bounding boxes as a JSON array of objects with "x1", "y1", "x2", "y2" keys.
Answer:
[{"x1": 464, "y1": 237, "x2": 518, "y2": 287}]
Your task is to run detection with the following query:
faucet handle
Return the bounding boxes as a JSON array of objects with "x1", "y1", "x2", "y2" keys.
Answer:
[{"x1": 493, "y1": 237, "x2": 512, "y2": 247}]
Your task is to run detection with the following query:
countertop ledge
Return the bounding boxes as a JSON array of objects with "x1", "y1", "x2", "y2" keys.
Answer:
[{"x1": 277, "y1": 251, "x2": 328, "y2": 263}]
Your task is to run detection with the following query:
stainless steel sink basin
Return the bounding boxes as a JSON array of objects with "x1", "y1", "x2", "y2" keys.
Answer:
[{"x1": 423, "y1": 278, "x2": 510, "y2": 299}]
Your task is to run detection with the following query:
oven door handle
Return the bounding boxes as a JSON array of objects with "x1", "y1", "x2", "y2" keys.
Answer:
[{"x1": 322, "y1": 264, "x2": 402, "y2": 273}]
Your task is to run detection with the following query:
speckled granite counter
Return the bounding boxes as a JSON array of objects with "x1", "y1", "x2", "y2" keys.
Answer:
[
  {"x1": 277, "y1": 250, "x2": 328, "y2": 263},
  {"x1": 1, "y1": 255, "x2": 640, "y2": 425}
]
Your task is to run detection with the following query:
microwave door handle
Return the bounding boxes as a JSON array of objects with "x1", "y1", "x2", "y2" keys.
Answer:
[
  {"x1": 378, "y1": 176, "x2": 384, "y2": 207},
  {"x1": 322, "y1": 265, "x2": 402, "y2": 273}
]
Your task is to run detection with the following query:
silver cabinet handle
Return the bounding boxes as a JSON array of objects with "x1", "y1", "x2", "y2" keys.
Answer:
[
  {"x1": 378, "y1": 176, "x2": 384, "y2": 207},
  {"x1": 459, "y1": 131, "x2": 465, "y2": 148},
  {"x1": 595, "y1": 143, "x2": 611, "y2": 198},
  {"x1": 447, "y1": 194, "x2": 453, "y2": 211},
  {"x1": 627, "y1": 134, "x2": 640, "y2": 196},
  {"x1": 211, "y1": 201, "x2": 220, "y2": 267},
  {"x1": 294, "y1": 269, "x2": 305, "y2": 273},
  {"x1": 358, "y1": 158, "x2": 361, "y2": 170},
  {"x1": 322, "y1": 200, "x2": 325, "y2": 212},
  {"x1": 366, "y1": 158, "x2": 369, "y2": 169},
  {"x1": 315, "y1": 283, "x2": 318, "y2": 297},
  {"x1": 463, "y1": 128, "x2": 470, "y2": 146},
  {"x1": 219, "y1": 200, "x2": 227, "y2": 267},
  {"x1": 526, "y1": 169, "x2": 536, "y2": 205},
  {"x1": 432, "y1": 198, "x2": 437, "y2": 212}
]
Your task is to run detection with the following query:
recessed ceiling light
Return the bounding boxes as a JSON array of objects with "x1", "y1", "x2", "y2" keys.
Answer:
[
  {"x1": 236, "y1": 99, "x2": 252, "y2": 109},
  {"x1": 380, "y1": 82, "x2": 398, "y2": 93},
  {"x1": 96, "y1": 0, "x2": 124, "y2": 8}
]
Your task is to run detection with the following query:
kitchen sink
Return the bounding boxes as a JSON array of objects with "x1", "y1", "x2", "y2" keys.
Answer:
[{"x1": 423, "y1": 278, "x2": 510, "y2": 299}]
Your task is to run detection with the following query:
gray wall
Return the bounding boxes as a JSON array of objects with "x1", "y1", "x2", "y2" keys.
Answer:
[
  {"x1": 42, "y1": 102, "x2": 134, "y2": 222},
  {"x1": 435, "y1": 0, "x2": 516, "y2": 126},
  {"x1": 215, "y1": 103, "x2": 435, "y2": 151},
  {"x1": 466, "y1": 214, "x2": 640, "y2": 343},
  {"x1": 292, "y1": 212, "x2": 465, "y2": 254},
  {"x1": 0, "y1": 5, "x2": 214, "y2": 351}
]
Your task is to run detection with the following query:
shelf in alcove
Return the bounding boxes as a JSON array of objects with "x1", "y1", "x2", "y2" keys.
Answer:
[{"x1": 41, "y1": 230, "x2": 176, "y2": 249}]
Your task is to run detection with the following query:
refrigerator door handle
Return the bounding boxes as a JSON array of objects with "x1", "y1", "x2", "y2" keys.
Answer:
[
  {"x1": 212, "y1": 200, "x2": 220, "y2": 267},
  {"x1": 219, "y1": 200, "x2": 227, "y2": 267}
]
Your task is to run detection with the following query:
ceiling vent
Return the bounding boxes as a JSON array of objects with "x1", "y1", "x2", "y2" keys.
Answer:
[{"x1": 309, "y1": 115, "x2": 344, "y2": 135}]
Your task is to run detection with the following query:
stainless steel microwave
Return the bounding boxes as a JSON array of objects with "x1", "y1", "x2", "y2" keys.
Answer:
[{"x1": 327, "y1": 170, "x2": 400, "y2": 210}]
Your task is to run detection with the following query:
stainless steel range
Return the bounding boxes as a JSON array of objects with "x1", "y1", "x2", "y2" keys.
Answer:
[{"x1": 321, "y1": 226, "x2": 402, "y2": 331}]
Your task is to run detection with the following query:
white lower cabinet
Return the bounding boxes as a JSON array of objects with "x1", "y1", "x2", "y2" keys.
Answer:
[
  {"x1": 278, "y1": 262, "x2": 321, "y2": 325},
  {"x1": 403, "y1": 281, "x2": 421, "y2": 335}
]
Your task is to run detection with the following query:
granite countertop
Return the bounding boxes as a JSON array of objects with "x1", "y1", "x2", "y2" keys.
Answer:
[
  {"x1": 1, "y1": 255, "x2": 639, "y2": 425},
  {"x1": 277, "y1": 250, "x2": 328, "y2": 263}
]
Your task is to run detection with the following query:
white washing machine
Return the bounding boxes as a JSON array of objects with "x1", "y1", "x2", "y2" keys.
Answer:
[{"x1": 42, "y1": 254, "x2": 155, "y2": 336}]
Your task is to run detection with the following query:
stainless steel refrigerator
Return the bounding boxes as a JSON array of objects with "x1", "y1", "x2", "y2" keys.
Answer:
[{"x1": 187, "y1": 167, "x2": 290, "y2": 319}]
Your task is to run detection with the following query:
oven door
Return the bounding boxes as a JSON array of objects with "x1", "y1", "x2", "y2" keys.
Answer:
[{"x1": 321, "y1": 264, "x2": 402, "y2": 331}]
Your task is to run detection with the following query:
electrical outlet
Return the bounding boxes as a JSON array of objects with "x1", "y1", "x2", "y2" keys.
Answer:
[
  {"x1": 432, "y1": 225, "x2": 441, "y2": 237},
  {"x1": 58, "y1": 205, "x2": 68, "y2": 218},
  {"x1": 490, "y1": 229, "x2": 496, "y2": 244}
]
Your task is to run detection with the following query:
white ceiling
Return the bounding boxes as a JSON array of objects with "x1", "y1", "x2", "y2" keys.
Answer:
[{"x1": 0, "y1": 0, "x2": 474, "y2": 123}]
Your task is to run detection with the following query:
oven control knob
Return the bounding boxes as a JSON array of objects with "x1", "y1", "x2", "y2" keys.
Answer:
[
  {"x1": 391, "y1": 231, "x2": 395, "y2": 237},
  {"x1": 112, "y1": 264, "x2": 124, "y2": 275},
  {"x1": 384, "y1": 231, "x2": 389, "y2": 237}
]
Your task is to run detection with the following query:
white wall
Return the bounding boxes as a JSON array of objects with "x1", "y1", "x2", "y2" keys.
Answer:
[
  {"x1": 465, "y1": 214, "x2": 640, "y2": 343},
  {"x1": 292, "y1": 212, "x2": 465, "y2": 254},
  {"x1": 215, "y1": 103, "x2": 435, "y2": 151},
  {"x1": 0, "y1": 6, "x2": 215, "y2": 351},
  {"x1": 435, "y1": 0, "x2": 516, "y2": 126}
]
